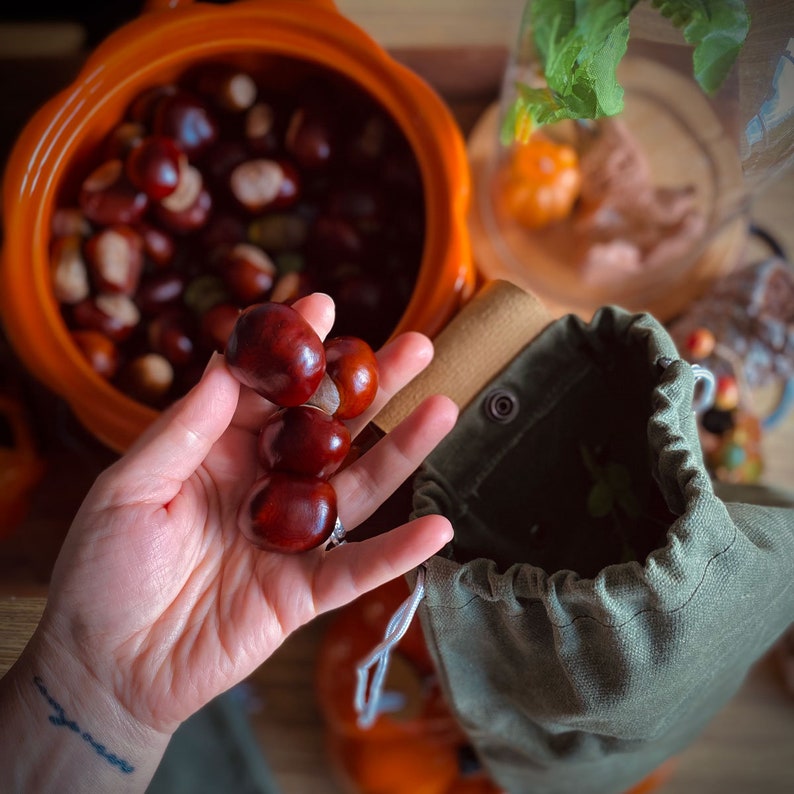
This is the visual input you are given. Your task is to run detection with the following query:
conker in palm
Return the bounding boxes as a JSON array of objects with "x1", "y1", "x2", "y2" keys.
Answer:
[
  {"x1": 225, "y1": 301, "x2": 325, "y2": 406},
  {"x1": 239, "y1": 471, "x2": 337, "y2": 553},
  {"x1": 258, "y1": 405, "x2": 351, "y2": 479}
]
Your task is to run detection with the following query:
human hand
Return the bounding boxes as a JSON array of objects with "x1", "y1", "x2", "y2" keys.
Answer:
[{"x1": 2, "y1": 293, "x2": 457, "y2": 791}]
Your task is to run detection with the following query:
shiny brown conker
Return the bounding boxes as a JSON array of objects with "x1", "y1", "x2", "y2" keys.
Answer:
[
  {"x1": 152, "y1": 90, "x2": 219, "y2": 159},
  {"x1": 125, "y1": 134, "x2": 184, "y2": 200},
  {"x1": 225, "y1": 301, "x2": 325, "y2": 406},
  {"x1": 239, "y1": 471, "x2": 337, "y2": 553},
  {"x1": 79, "y1": 160, "x2": 149, "y2": 227},
  {"x1": 258, "y1": 405, "x2": 351, "y2": 479},
  {"x1": 323, "y1": 335, "x2": 379, "y2": 420}
]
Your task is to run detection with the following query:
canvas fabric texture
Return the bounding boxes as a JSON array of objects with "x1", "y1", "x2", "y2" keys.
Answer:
[{"x1": 410, "y1": 306, "x2": 794, "y2": 794}]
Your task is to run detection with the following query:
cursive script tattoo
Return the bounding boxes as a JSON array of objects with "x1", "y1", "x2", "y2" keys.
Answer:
[{"x1": 32, "y1": 676, "x2": 134, "y2": 774}]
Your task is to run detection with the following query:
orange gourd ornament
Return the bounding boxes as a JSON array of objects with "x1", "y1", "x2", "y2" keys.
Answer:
[
  {"x1": 499, "y1": 134, "x2": 582, "y2": 229},
  {"x1": 316, "y1": 577, "x2": 505, "y2": 794},
  {"x1": 327, "y1": 733, "x2": 460, "y2": 794}
]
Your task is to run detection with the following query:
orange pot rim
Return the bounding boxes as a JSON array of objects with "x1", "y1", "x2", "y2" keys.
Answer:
[{"x1": 0, "y1": 0, "x2": 473, "y2": 452}]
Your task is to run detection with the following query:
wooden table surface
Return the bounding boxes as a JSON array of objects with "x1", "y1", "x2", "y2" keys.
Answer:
[{"x1": 1, "y1": 2, "x2": 792, "y2": 792}]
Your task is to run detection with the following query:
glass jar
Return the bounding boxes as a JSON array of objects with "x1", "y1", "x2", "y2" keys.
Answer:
[{"x1": 468, "y1": 0, "x2": 793, "y2": 321}]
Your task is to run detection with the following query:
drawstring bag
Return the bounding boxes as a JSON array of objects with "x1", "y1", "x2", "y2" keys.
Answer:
[{"x1": 365, "y1": 281, "x2": 794, "y2": 794}]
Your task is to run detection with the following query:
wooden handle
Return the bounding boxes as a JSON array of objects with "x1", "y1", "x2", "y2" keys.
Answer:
[
  {"x1": 374, "y1": 280, "x2": 552, "y2": 433},
  {"x1": 0, "y1": 597, "x2": 46, "y2": 677}
]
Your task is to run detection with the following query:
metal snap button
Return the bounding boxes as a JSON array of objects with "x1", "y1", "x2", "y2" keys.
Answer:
[{"x1": 483, "y1": 388, "x2": 519, "y2": 423}]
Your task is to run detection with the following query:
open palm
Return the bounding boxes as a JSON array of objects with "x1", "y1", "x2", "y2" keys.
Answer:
[{"x1": 38, "y1": 293, "x2": 457, "y2": 736}]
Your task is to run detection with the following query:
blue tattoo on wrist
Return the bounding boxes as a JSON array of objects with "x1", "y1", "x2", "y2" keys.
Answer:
[{"x1": 32, "y1": 676, "x2": 135, "y2": 774}]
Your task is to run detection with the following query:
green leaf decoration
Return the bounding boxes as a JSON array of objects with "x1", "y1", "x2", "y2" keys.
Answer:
[
  {"x1": 652, "y1": 0, "x2": 750, "y2": 94},
  {"x1": 588, "y1": 480, "x2": 615, "y2": 518},
  {"x1": 581, "y1": 445, "x2": 644, "y2": 522},
  {"x1": 532, "y1": 0, "x2": 630, "y2": 123},
  {"x1": 501, "y1": 85, "x2": 560, "y2": 144},
  {"x1": 503, "y1": 0, "x2": 749, "y2": 140}
]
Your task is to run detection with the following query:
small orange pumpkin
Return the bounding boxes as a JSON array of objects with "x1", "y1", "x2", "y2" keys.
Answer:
[
  {"x1": 499, "y1": 134, "x2": 581, "y2": 229},
  {"x1": 327, "y1": 732, "x2": 460, "y2": 794},
  {"x1": 316, "y1": 578, "x2": 464, "y2": 743},
  {"x1": 443, "y1": 774, "x2": 505, "y2": 794},
  {"x1": 316, "y1": 578, "x2": 484, "y2": 793}
]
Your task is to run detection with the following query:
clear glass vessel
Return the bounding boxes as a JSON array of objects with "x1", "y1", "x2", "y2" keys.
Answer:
[{"x1": 468, "y1": 0, "x2": 793, "y2": 321}]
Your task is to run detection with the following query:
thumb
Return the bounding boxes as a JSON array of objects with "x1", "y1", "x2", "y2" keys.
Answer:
[{"x1": 110, "y1": 352, "x2": 241, "y2": 501}]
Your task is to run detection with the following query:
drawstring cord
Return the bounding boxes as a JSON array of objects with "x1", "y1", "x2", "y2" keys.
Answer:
[
  {"x1": 659, "y1": 358, "x2": 716, "y2": 415},
  {"x1": 690, "y1": 363, "x2": 716, "y2": 414},
  {"x1": 354, "y1": 565, "x2": 427, "y2": 729}
]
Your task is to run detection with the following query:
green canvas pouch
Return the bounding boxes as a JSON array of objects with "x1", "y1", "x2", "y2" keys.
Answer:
[{"x1": 400, "y1": 296, "x2": 794, "y2": 794}]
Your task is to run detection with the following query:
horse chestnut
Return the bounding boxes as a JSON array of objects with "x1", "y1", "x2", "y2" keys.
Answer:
[
  {"x1": 83, "y1": 225, "x2": 145, "y2": 296},
  {"x1": 52, "y1": 58, "x2": 424, "y2": 421},
  {"x1": 71, "y1": 330, "x2": 120, "y2": 378},
  {"x1": 79, "y1": 160, "x2": 149, "y2": 227},
  {"x1": 51, "y1": 235, "x2": 90, "y2": 304},
  {"x1": 239, "y1": 471, "x2": 337, "y2": 553},
  {"x1": 221, "y1": 243, "x2": 277, "y2": 304},
  {"x1": 228, "y1": 302, "x2": 383, "y2": 552},
  {"x1": 258, "y1": 405, "x2": 351, "y2": 479},
  {"x1": 225, "y1": 301, "x2": 325, "y2": 406},
  {"x1": 152, "y1": 90, "x2": 219, "y2": 159},
  {"x1": 324, "y1": 336, "x2": 379, "y2": 420},
  {"x1": 125, "y1": 134, "x2": 184, "y2": 200}
]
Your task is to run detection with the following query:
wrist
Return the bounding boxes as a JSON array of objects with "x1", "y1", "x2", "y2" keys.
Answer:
[{"x1": 0, "y1": 622, "x2": 173, "y2": 793}]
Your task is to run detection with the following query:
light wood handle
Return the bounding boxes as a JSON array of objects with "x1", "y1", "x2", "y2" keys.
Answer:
[{"x1": 374, "y1": 279, "x2": 552, "y2": 432}]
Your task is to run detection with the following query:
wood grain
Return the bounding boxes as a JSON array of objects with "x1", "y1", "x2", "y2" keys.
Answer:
[{"x1": 0, "y1": 598, "x2": 45, "y2": 678}]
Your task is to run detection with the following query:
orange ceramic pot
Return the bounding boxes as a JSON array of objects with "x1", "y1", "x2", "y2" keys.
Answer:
[{"x1": 0, "y1": 0, "x2": 473, "y2": 452}]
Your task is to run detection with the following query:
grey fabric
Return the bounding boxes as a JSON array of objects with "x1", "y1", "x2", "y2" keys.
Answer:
[
  {"x1": 411, "y1": 307, "x2": 794, "y2": 794},
  {"x1": 147, "y1": 688, "x2": 280, "y2": 794}
]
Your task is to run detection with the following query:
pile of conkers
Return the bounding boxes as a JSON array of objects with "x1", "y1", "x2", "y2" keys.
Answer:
[
  {"x1": 51, "y1": 56, "x2": 424, "y2": 410},
  {"x1": 226, "y1": 301, "x2": 379, "y2": 553}
]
